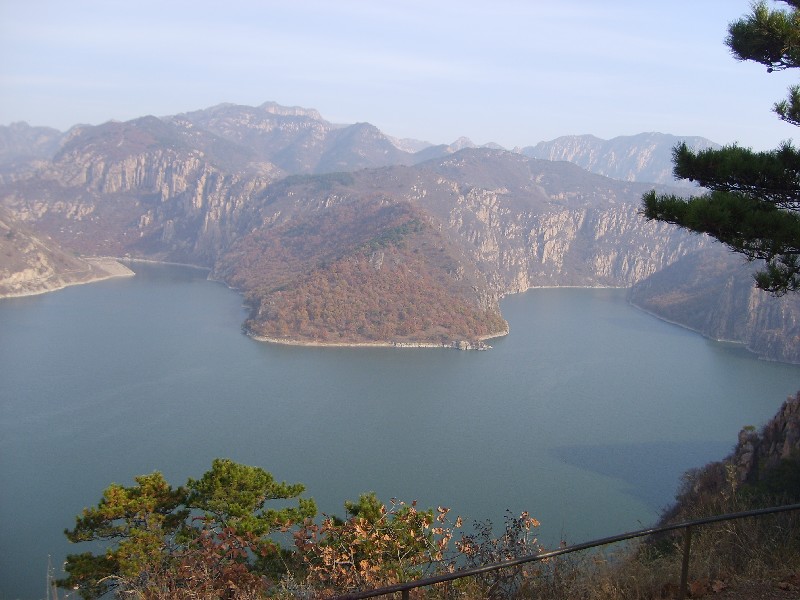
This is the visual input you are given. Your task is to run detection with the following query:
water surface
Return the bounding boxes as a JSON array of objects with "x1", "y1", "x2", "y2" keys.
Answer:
[{"x1": 1, "y1": 264, "x2": 798, "y2": 599}]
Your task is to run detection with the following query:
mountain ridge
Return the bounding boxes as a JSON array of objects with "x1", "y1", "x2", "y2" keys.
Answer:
[
  {"x1": 1, "y1": 101, "x2": 796, "y2": 358},
  {"x1": 521, "y1": 132, "x2": 720, "y2": 186}
]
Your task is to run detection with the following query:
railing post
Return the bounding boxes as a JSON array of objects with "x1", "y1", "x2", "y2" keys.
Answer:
[
  {"x1": 401, "y1": 589, "x2": 409, "y2": 600},
  {"x1": 678, "y1": 525, "x2": 693, "y2": 600}
]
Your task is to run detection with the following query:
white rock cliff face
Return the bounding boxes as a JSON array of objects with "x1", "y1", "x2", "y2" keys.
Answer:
[
  {"x1": 4, "y1": 147, "x2": 672, "y2": 299},
  {"x1": 522, "y1": 133, "x2": 719, "y2": 186},
  {"x1": 414, "y1": 166, "x2": 708, "y2": 296},
  {"x1": 3, "y1": 144, "x2": 278, "y2": 264},
  {"x1": 0, "y1": 211, "x2": 133, "y2": 298},
  {"x1": 0, "y1": 109, "x2": 795, "y2": 361}
]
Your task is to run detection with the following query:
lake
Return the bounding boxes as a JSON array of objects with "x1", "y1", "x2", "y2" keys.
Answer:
[{"x1": 1, "y1": 263, "x2": 799, "y2": 599}]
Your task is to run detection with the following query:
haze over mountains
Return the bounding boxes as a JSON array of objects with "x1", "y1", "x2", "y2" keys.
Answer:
[
  {"x1": 1, "y1": 101, "x2": 797, "y2": 361},
  {"x1": 520, "y1": 133, "x2": 718, "y2": 187}
]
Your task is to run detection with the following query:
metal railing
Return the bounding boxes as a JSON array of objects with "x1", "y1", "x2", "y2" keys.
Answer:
[{"x1": 330, "y1": 502, "x2": 800, "y2": 600}]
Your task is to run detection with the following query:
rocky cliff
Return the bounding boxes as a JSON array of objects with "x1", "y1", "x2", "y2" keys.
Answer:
[
  {"x1": 0, "y1": 207, "x2": 132, "y2": 298},
  {"x1": 408, "y1": 149, "x2": 707, "y2": 293},
  {"x1": 732, "y1": 392, "x2": 800, "y2": 486},
  {"x1": 660, "y1": 391, "x2": 800, "y2": 530},
  {"x1": 628, "y1": 249, "x2": 800, "y2": 364},
  {"x1": 1, "y1": 115, "x2": 280, "y2": 264},
  {"x1": 0, "y1": 102, "x2": 795, "y2": 356},
  {"x1": 521, "y1": 132, "x2": 718, "y2": 186},
  {"x1": 206, "y1": 148, "x2": 711, "y2": 343},
  {"x1": 673, "y1": 392, "x2": 800, "y2": 509}
]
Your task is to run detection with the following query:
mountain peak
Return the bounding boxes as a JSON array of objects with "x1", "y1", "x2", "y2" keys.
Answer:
[
  {"x1": 448, "y1": 136, "x2": 476, "y2": 151},
  {"x1": 258, "y1": 101, "x2": 323, "y2": 120}
]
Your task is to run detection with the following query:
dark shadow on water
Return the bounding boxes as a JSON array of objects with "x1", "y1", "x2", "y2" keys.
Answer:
[{"x1": 551, "y1": 440, "x2": 733, "y2": 514}]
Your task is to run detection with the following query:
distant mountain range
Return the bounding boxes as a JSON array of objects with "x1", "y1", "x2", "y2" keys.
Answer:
[
  {"x1": 519, "y1": 132, "x2": 719, "y2": 186},
  {"x1": 0, "y1": 102, "x2": 716, "y2": 183},
  {"x1": 1, "y1": 101, "x2": 797, "y2": 361}
]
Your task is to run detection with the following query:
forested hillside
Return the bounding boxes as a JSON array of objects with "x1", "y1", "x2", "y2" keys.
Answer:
[{"x1": 1, "y1": 102, "x2": 797, "y2": 357}]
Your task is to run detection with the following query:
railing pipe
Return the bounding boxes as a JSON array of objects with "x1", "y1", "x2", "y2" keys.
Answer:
[{"x1": 330, "y1": 502, "x2": 800, "y2": 600}]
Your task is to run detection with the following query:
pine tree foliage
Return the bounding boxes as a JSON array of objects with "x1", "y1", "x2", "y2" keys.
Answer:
[
  {"x1": 642, "y1": 1, "x2": 800, "y2": 295},
  {"x1": 58, "y1": 460, "x2": 316, "y2": 599}
]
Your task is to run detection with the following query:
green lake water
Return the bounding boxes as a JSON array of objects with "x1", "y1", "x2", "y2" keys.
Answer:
[{"x1": 1, "y1": 263, "x2": 799, "y2": 599}]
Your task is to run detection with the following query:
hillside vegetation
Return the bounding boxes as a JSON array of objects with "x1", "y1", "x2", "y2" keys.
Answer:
[
  {"x1": 1, "y1": 103, "x2": 798, "y2": 358},
  {"x1": 56, "y1": 394, "x2": 800, "y2": 600},
  {"x1": 215, "y1": 199, "x2": 507, "y2": 343}
]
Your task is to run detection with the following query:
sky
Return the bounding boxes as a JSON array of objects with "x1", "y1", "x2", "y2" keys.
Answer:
[{"x1": 0, "y1": 0, "x2": 797, "y2": 151}]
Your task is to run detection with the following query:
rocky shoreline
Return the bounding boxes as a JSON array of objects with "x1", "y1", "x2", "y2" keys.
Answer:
[
  {"x1": 0, "y1": 257, "x2": 134, "y2": 300},
  {"x1": 247, "y1": 327, "x2": 509, "y2": 351}
]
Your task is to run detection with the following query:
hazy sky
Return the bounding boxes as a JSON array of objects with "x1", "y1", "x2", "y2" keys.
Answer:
[{"x1": 1, "y1": 1, "x2": 796, "y2": 150}]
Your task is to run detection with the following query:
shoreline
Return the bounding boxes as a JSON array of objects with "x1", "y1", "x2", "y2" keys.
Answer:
[
  {"x1": 0, "y1": 256, "x2": 214, "y2": 300},
  {"x1": 626, "y1": 297, "x2": 749, "y2": 346},
  {"x1": 0, "y1": 257, "x2": 134, "y2": 300},
  {"x1": 623, "y1": 297, "x2": 780, "y2": 364},
  {"x1": 117, "y1": 257, "x2": 212, "y2": 272},
  {"x1": 0, "y1": 254, "x2": 507, "y2": 352},
  {"x1": 247, "y1": 326, "x2": 509, "y2": 351},
  {"x1": 12, "y1": 258, "x2": 751, "y2": 357},
  {"x1": 4, "y1": 259, "x2": 789, "y2": 362}
]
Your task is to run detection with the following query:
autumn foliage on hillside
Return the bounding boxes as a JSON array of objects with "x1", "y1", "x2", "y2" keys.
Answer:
[{"x1": 215, "y1": 198, "x2": 507, "y2": 344}]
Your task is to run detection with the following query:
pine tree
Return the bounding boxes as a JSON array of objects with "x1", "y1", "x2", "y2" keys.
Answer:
[
  {"x1": 59, "y1": 460, "x2": 316, "y2": 599},
  {"x1": 642, "y1": 1, "x2": 800, "y2": 295}
]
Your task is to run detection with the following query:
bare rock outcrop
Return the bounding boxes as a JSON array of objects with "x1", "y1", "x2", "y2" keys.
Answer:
[
  {"x1": 0, "y1": 208, "x2": 133, "y2": 298},
  {"x1": 732, "y1": 393, "x2": 800, "y2": 484}
]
